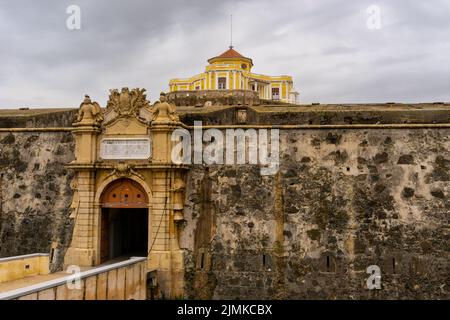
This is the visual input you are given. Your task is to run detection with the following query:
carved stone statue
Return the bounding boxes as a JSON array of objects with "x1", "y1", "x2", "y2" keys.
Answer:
[
  {"x1": 151, "y1": 92, "x2": 179, "y2": 123},
  {"x1": 75, "y1": 95, "x2": 103, "y2": 125},
  {"x1": 69, "y1": 174, "x2": 79, "y2": 219}
]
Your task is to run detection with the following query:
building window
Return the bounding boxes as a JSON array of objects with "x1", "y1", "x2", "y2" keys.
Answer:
[
  {"x1": 272, "y1": 88, "x2": 280, "y2": 100},
  {"x1": 195, "y1": 86, "x2": 200, "y2": 90},
  {"x1": 218, "y1": 77, "x2": 226, "y2": 90}
]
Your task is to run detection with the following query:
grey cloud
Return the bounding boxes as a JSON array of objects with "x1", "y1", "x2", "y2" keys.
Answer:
[
  {"x1": 322, "y1": 46, "x2": 360, "y2": 56},
  {"x1": 0, "y1": 0, "x2": 449, "y2": 108}
]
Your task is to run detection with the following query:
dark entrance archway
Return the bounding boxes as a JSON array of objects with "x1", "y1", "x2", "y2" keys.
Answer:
[{"x1": 100, "y1": 179, "x2": 149, "y2": 263}]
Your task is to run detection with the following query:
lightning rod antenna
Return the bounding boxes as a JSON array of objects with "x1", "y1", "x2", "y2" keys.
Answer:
[{"x1": 230, "y1": 14, "x2": 233, "y2": 49}]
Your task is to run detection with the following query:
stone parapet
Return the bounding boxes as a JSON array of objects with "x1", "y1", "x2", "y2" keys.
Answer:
[
  {"x1": 0, "y1": 257, "x2": 147, "y2": 300},
  {"x1": 167, "y1": 90, "x2": 260, "y2": 107}
]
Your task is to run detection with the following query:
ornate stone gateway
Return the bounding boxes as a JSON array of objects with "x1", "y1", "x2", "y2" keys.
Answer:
[{"x1": 64, "y1": 89, "x2": 188, "y2": 298}]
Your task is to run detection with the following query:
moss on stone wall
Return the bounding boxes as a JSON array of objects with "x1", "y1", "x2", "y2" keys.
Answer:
[
  {"x1": 0, "y1": 131, "x2": 75, "y2": 271},
  {"x1": 182, "y1": 128, "x2": 450, "y2": 299}
]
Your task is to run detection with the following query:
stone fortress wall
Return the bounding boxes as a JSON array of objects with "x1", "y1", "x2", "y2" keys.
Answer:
[
  {"x1": 0, "y1": 113, "x2": 75, "y2": 271},
  {"x1": 0, "y1": 103, "x2": 449, "y2": 299}
]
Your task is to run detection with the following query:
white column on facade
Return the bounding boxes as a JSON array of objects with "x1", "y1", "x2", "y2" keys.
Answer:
[
  {"x1": 286, "y1": 81, "x2": 288, "y2": 100},
  {"x1": 217, "y1": 72, "x2": 220, "y2": 90},
  {"x1": 215, "y1": 72, "x2": 218, "y2": 89},
  {"x1": 207, "y1": 71, "x2": 210, "y2": 89},
  {"x1": 211, "y1": 71, "x2": 213, "y2": 90},
  {"x1": 284, "y1": 81, "x2": 288, "y2": 100},
  {"x1": 233, "y1": 70, "x2": 236, "y2": 90}
]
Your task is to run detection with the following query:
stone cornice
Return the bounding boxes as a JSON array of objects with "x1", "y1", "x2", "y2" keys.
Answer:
[
  {"x1": 3, "y1": 123, "x2": 450, "y2": 132},
  {"x1": 0, "y1": 127, "x2": 72, "y2": 132},
  {"x1": 65, "y1": 162, "x2": 191, "y2": 170}
]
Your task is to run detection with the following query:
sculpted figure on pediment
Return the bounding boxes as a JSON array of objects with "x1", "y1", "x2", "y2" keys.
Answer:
[
  {"x1": 151, "y1": 92, "x2": 179, "y2": 123},
  {"x1": 75, "y1": 95, "x2": 103, "y2": 125}
]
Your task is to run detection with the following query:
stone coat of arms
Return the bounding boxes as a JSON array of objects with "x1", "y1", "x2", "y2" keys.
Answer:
[{"x1": 106, "y1": 87, "x2": 151, "y2": 117}]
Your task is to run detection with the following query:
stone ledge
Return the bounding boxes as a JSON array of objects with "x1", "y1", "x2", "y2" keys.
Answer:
[
  {"x1": 0, "y1": 256, "x2": 146, "y2": 300},
  {"x1": 0, "y1": 253, "x2": 49, "y2": 263}
]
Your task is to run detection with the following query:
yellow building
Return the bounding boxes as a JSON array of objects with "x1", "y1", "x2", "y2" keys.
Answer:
[{"x1": 169, "y1": 46, "x2": 299, "y2": 104}]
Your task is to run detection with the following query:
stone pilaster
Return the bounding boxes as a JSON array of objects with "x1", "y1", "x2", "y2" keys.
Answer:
[
  {"x1": 64, "y1": 122, "x2": 100, "y2": 267},
  {"x1": 148, "y1": 120, "x2": 187, "y2": 298}
]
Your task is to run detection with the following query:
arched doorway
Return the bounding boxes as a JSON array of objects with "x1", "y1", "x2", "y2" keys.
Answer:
[{"x1": 100, "y1": 178, "x2": 149, "y2": 263}]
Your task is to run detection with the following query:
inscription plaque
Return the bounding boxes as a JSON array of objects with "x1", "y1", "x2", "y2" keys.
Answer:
[{"x1": 100, "y1": 138, "x2": 151, "y2": 160}]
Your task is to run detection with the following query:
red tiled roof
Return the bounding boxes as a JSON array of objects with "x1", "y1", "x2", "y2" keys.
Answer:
[
  {"x1": 208, "y1": 47, "x2": 253, "y2": 65},
  {"x1": 217, "y1": 47, "x2": 245, "y2": 59}
]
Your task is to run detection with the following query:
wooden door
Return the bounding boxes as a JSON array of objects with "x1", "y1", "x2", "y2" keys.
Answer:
[
  {"x1": 100, "y1": 210, "x2": 109, "y2": 263},
  {"x1": 100, "y1": 179, "x2": 148, "y2": 263},
  {"x1": 100, "y1": 179, "x2": 148, "y2": 208}
]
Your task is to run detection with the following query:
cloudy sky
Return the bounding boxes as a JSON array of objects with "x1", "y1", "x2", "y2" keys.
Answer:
[{"x1": 0, "y1": 0, "x2": 449, "y2": 108}]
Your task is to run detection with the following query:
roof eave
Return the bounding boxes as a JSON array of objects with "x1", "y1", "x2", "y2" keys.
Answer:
[{"x1": 207, "y1": 56, "x2": 254, "y2": 67}]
